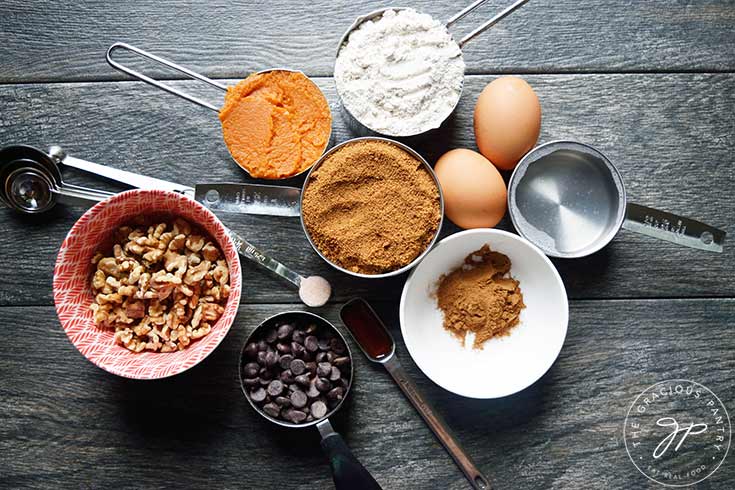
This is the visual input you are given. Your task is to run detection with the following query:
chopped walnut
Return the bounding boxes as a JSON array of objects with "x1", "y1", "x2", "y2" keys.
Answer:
[{"x1": 90, "y1": 218, "x2": 229, "y2": 353}]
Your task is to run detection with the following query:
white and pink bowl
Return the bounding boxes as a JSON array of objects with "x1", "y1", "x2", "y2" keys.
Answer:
[{"x1": 53, "y1": 189, "x2": 242, "y2": 380}]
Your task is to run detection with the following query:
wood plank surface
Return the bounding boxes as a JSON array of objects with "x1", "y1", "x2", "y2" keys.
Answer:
[
  {"x1": 1, "y1": 0, "x2": 735, "y2": 84},
  {"x1": 0, "y1": 73, "x2": 731, "y2": 305},
  {"x1": 1, "y1": 299, "x2": 733, "y2": 489}
]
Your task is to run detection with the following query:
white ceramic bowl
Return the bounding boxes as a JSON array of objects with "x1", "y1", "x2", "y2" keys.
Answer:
[{"x1": 400, "y1": 229, "x2": 568, "y2": 399}]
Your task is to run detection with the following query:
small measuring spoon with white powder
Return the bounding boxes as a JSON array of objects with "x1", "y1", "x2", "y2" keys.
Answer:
[{"x1": 335, "y1": 0, "x2": 529, "y2": 137}]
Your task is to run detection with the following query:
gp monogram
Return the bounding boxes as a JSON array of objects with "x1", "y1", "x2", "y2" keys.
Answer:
[{"x1": 624, "y1": 379, "x2": 731, "y2": 487}]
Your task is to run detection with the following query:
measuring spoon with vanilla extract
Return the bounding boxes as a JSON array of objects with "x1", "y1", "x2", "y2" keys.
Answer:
[{"x1": 340, "y1": 298, "x2": 491, "y2": 490}]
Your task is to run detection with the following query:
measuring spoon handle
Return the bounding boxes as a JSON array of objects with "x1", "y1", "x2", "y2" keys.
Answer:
[
  {"x1": 49, "y1": 146, "x2": 193, "y2": 195},
  {"x1": 54, "y1": 182, "x2": 115, "y2": 206},
  {"x1": 226, "y1": 228, "x2": 302, "y2": 288},
  {"x1": 623, "y1": 203, "x2": 726, "y2": 253},
  {"x1": 382, "y1": 356, "x2": 492, "y2": 490}
]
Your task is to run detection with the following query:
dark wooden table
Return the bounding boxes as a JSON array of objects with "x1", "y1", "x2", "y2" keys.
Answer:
[{"x1": 1, "y1": 1, "x2": 733, "y2": 488}]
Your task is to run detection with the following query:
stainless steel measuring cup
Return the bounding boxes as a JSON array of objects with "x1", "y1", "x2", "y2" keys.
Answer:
[
  {"x1": 335, "y1": 0, "x2": 529, "y2": 137},
  {"x1": 298, "y1": 137, "x2": 445, "y2": 279},
  {"x1": 106, "y1": 42, "x2": 332, "y2": 180},
  {"x1": 239, "y1": 311, "x2": 382, "y2": 490},
  {"x1": 507, "y1": 141, "x2": 726, "y2": 257},
  {"x1": 0, "y1": 144, "x2": 331, "y2": 306}
]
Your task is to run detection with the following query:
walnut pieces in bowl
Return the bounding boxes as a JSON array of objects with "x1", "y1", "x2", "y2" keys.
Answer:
[
  {"x1": 90, "y1": 218, "x2": 230, "y2": 353},
  {"x1": 53, "y1": 189, "x2": 241, "y2": 379}
]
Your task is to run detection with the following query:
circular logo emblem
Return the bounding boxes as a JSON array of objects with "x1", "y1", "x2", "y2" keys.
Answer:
[{"x1": 624, "y1": 379, "x2": 731, "y2": 487}]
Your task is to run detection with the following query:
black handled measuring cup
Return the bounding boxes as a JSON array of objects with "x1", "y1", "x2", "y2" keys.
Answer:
[{"x1": 239, "y1": 311, "x2": 382, "y2": 490}]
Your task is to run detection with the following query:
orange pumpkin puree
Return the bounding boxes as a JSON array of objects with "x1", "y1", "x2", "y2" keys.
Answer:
[{"x1": 219, "y1": 70, "x2": 331, "y2": 179}]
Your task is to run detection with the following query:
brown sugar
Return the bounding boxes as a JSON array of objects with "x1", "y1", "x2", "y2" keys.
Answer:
[
  {"x1": 301, "y1": 140, "x2": 441, "y2": 274},
  {"x1": 436, "y1": 245, "x2": 525, "y2": 348},
  {"x1": 219, "y1": 70, "x2": 331, "y2": 179}
]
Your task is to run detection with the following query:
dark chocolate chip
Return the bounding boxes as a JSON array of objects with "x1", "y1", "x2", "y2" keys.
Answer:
[
  {"x1": 275, "y1": 396, "x2": 291, "y2": 407},
  {"x1": 311, "y1": 400, "x2": 327, "y2": 419},
  {"x1": 326, "y1": 386, "x2": 344, "y2": 402},
  {"x1": 259, "y1": 377, "x2": 272, "y2": 386},
  {"x1": 302, "y1": 352, "x2": 314, "y2": 363},
  {"x1": 265, "y1": 351, "x2": 279, "y2": 368},
  {"x1": 317, "y1": 338, "x2": 330, "y2": 351},
  {"x1": 262, "y1": 402, "x2": 280, "y2": 418},
  {"x1": 315, "y1": 352, "x2": 328, "y2": 363},
  {"x1": 326, "y1": 351, "x2": 337, "y2": 363},
  {"x1": 295, "y1": 374, "x2": 311, "y2": 387},
  {"x1": 330, "y1": 338, "x2": 346, "y2": 354},
  {"x1": 315, "y1": 377, "x2": 331, "y2": 392},
  {"x1": 244, "y1": 342, "x2": 258, "y2": 359},
  {"x1": 277, "y1": 323, "x2": 294, "y2": 340},
  {"x1": 317, "y1": 362, "x2": 331, "y2": 377},
  {"x1": 306, "y1": 381, "x2": 320, "y2": 399},
  {"x1": 243, "y1": 377, "x2": 259, "y2": 387},
  {"x1": 304, "y1": 335, "x2": 318, "y2": 352},
  {"x1": 288, "y1": 410, "x2": 307, "y2": 424},
  {"x1": 329, "y1": 366, "x2": 341, "y2": 381},
  {"x1": 267, "y1": 380, "x2": 284, "y2": 397},
  {"x1": 333, "y1": 356, "x2": 350, "y2": 367},
  {"x1": 291, "y1": 342, "x2": 305, "y2": 358},
  {"x1": 290, "y1": 390, "x2": 307, "y2": 408},
  {"x1": 256, "y1": 351, "x2": 268, "y2": 366},
  {"x1": 276, "y1": 342, "x2": 291, "y2": 354},
  {"x1": 306, "y1": 414, "x2": 314, "y2": 422},
  {"x1": 264, "y1": 328, "x2": 278, "y2": 344},
  {"x1": 290, "y1": 359, "x2": 306, "y2": 375},
  {"x1": 292, "y1": 330, "x2": 305, "y2": 343},
  {"x1": 257, "y1": 340, "x2": 268, "y2": 352},
  {"x1": 250, "y1": 387, "x2": 266, "y2": 403},
  {"x1": 243, "y1": 362, "x2": 259, "y2": 378},
  {"x1": 279, "y1": 369, "x2": 295, "y2": 384},
  {"x1": 279, "y1": 354, "x2": 293, "y2": 370}
]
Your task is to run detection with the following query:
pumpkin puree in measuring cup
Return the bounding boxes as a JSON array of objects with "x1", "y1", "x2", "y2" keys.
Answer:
[{"x1": 219, "y1": 71, "x2": 331, "y2": 179}]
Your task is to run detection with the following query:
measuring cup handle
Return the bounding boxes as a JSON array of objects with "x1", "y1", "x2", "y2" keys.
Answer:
[
  {"x1": 106, "y1": 42, "x2": 226, "y2": 112},
  {"x1": 317, "y1": 419, "x2": 383, "y2": 490},
  {"x1": 622, "y1": 202, "x2": 726, "y2": 253},
  {"x1": 447, "y1": 0, "x2": 529, "y2": 48}
]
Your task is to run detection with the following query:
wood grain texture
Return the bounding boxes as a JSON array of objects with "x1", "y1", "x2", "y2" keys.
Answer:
[
  {"x1": 1, "y1": 0, "x2": 735, "y2": 83},
  {"x1": 1, "y1": 300, "x2": 733, "y2": 489},
  {"x1": 0, "y1": 73, "x2": 732, "y2": 305}
]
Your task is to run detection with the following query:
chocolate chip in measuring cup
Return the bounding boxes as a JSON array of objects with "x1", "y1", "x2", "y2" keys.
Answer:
[
  {"x1": 244, "y1": 318, "x2": 352, "y2": 425},
  {"x1": 277, "y1": 323, "x2": 294, "y2": 339},
  {"x1": 290, "y1": 358, "x2": 306, "y2": 375},
  {"x1": 304, "y1": 335, "x2": 318, "y2": 352},
  {"x1": 290, "y1": 389, "x2": 308, "y2": 408},
  {"x1": 243, "y1": 362, "x2": 259, "y2": 378}
]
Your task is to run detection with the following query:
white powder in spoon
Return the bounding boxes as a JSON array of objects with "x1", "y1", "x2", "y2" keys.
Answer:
[
  {"x1": 335, "y1": 8, "x2": 465, "y2": 136},
  {"x1": 299, "y1": 275, "x2": 332, "y2": 307}
]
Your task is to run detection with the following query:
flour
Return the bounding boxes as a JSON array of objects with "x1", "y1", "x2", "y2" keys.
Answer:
[{"x1": 335, "y1": 9, "x2": 465, "y2": 136}]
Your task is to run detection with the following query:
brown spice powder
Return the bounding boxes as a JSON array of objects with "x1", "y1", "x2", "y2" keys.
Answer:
[
  {"x1": 301, "y1": 140, "x2": 441, "y2": 274},
  {"x1": 436, "y1": 244, "x2": 525, "y2": 349}
]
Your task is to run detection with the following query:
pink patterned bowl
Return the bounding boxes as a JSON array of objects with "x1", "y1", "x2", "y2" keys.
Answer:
[{"x1": 53, "y1": 189, "x2": 242, "y2": 379}]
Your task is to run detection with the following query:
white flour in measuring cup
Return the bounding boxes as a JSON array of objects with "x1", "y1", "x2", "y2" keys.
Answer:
[{"x1": 335, "y1": 9, "x2": 465, "y2": 136}]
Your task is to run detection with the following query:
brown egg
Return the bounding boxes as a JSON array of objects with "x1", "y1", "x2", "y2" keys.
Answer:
[
  {"x1": 435, "y1": 149, "x2": 507, "y2": 229},
  {"x1": 474, "y1": 76, "x2": 541, "y2": 170}
]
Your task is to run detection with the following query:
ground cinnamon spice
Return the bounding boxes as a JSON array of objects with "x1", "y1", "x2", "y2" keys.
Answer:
[
  {"x1": 436, "y1": 244, "x2": 525, "y2": 348},
  {"x1": 301, "y1": 140, "x2": 441, "y2": 274}
]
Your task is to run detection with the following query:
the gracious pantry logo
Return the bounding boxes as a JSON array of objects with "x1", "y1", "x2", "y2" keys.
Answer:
[{"x1": 624, "y1": 379, "x2": 730, "y2": 487}]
